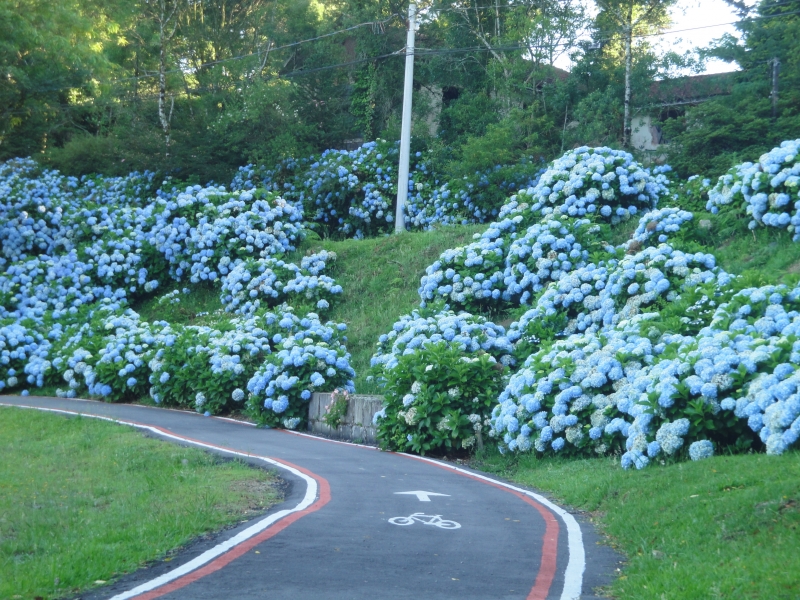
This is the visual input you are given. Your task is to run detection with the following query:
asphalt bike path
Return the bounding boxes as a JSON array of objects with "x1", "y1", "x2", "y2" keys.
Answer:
[{"x1": 1, "y1": 396, "x2": 621, "y2": 600}]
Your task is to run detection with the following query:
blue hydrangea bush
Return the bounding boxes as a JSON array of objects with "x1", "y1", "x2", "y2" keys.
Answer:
[
  {"x1": 147, "y1": 317, "x2": 271, "y2": 414},
  {"x1": 418, "y1": 148, "x2": 671, "y2": 314},
  {"x1": 623, "y1": 207, "x2": 695, "y2": 252},
  {"x1": 232, "y1": 141, "x2": 546, "y2": 238},
  {"x1": 219, "y1": 250, "x2": 341, "y2": 315},
  {"x1": 706, "y1": 139, "x2": 800, "y2": 235},
  {"x1": 233, "y1": 140, "x2": 403, "y2": 239},
  {"x1": 491, "y1": 330, "x2": 641, "y2": 456},
  {"x1": 0, "y1": 318, "x2": 51, "y2": 392},
  {"x1": 417, "y1": 232, "x2": 510, "y2": 314},
  {"x1": 506, "y1": 243, "x2": 733, "y2": 360},
  {"x1": 491, "y1": 280, "x2": 800, "y2": 468},
  {"x1": 370, "y1": 307, "x2": 514, "y2": 453},
  {"x1": 612, "y1": 283, "x2": 800, "y2": 467},
  {"x1": 503, "y1": 216, "x2": 604, "y2": 306},
  {"x1": 379, "y1": 141, "x2": 800, "y2": 467},
  {"x1": 405, "y1": 160, "x2": 544, "y2": 229},
  {"x1": 146, "y1": 187, "x2": 304, "y2": 282},
  {"x1": 404, "y1": 181, "x2": 466, "y2": 230},
  {"x1": 370, "y1": 308, "x2": 513, "y2": 373},
  {"x1": 0, "y1": 158, "x2": 158, "y2": 269},
  {"x1": 0, "y1": 159, "x2": 355, "y2": 428},
  {"x1": 245, "y1": 308, "x2": 354, "y2": 428},
  {"x1": 498, "y1": 147, "x2": 670, "y2": 224}
]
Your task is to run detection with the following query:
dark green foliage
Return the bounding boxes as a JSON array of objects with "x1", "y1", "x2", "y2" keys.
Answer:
[
  {"x1": 374, "y1": 343, "x2": 506, "y2": 455},
  {"x1": 663, "y1": 0, "x2": 800, "y2": 178},
  {"x1": 5, "y1": 0, "x2": 800, "y2": 203}
]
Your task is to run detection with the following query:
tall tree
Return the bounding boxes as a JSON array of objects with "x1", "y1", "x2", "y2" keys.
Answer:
[
  {"x1": 430, "y1": 0, "x2": 587, "y2": 97},
  {"x1": 662, "y1": 0, "x2": 800, "y2": 176},
  {"x1": 134, "y1": 0, "x2": 186, "y2": 157},
  {"x1": 0, "y1": 0, "x2": 121, "y2": 158},
  {"x1": 594, "y1": 0, "x2": 674, "y2": 147}
]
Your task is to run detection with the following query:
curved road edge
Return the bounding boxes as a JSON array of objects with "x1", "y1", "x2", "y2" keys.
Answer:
[
  {"x1": 0, "y1": 402, "x2": 331, "y2": 600},
  {"x1": 398, "y1": 452, "x2": 584, "y2": 600},
  {"x1": 2, "y1": 398, "x2": 623, "y2": 600}
]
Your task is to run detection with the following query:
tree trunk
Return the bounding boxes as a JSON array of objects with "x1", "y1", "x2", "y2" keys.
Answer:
[
  {"x1": 158, "y1": 12, "x2": 170, "y2": 157},
  {"x1": 623, "y1": 18, "x2": 633, "y2": 148},
  {"x1": 156, "y1": 0, "x2": 179, "y2": 158},
  {"x1": 134, "y1": 51, "x2": 139, "y2": 108}
]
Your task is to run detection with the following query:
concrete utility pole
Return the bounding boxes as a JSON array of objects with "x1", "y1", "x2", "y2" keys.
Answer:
[{"x1": 394, "y1": 3, "x2": 416, "y2": 233}]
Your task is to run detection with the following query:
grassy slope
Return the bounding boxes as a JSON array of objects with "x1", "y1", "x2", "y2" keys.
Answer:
[
  {"x1": 474, "y1": 450, "x2": 800, "y2": 599},
  {"x1": 293, "y1": 226, "x2": 485, "y2": 392},
  {"x1": 680, "y1": 207, "x2": 800, "y2": 285},
  {"x1": 0, "y1": 407, "x2": 280, "y2": 599},
  {"x1": 133, "y1": 225, "x2": 485, "y2": 394}
]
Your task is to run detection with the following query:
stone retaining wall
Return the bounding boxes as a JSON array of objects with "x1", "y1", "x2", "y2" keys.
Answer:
[{"x1": 308, "y1": 392, "x2": 385, "y2": 444}]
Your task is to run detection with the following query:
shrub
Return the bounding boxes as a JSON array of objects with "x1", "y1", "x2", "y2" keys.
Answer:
[
  {"x1": 374, "y1": 343, "x2": 506, "y2": 454},
  {"x1": 245, "y1": 309, "x2": 354, "y2": 429},
  {"x1": 233, "y1": 142, "x2": 545, "y2": 237},
  {"x1": 491, "y1": 331, "x2": 639, "y2": 456},
  {"x1": 706, "y1": 139, "x2": 800, "y2": 236},
  {"x1": 506, "y1": 243, "x2": 733, "y2": 361},
  {"x1": 493, "y1": 281, "x2": 800, "y2": 468},
  {"x1": 418, "y1": 147, "x2": 671, "y2": 314},
  {"x1": 0, "y1": 159, "x2": 352, "y2": 429},
  {"x1": 219, "y1": 250, "x2": 341, "y2": 316},
  {"x1": 370, "y1": 307, "x2": 513, "y2": 374}
]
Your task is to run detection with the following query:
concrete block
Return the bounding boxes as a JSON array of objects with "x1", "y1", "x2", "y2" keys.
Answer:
[{"x1": 308, "y1": 392, "x2": 385, "y2": 444}]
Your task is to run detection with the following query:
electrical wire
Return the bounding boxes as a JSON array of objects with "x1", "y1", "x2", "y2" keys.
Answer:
[
  {"x1": 3, "y1": 5, "x2": 798, "y2": 102},
  {"x1": 426, "y1": 0, "x2": 800, "y2": 13},
  {"x1": 103, "y1": 13, "x2": 403, "y2": 87}
]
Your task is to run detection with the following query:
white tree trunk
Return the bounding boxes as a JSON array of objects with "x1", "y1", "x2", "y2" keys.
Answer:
[
  {"x1": 156, "y1": 0, "x2": 179, "y2": 158},
  {"x1": 623, "y1": 20, "x2": 633, "y2": 148},
  {"x1": 158, "y1": 29, "x2": 170, "y2": 157}
]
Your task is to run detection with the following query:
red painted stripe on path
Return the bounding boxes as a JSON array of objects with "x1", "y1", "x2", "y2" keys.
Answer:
[
  {"x1": 0, "y1": 404, "x2": 331, "y2": 600},
  {"x1": 399, "y1": 454, "x2": 560, "y2": 600},
  {"x1": 133, "y1": 462, "x2": 331, "y2": 599},
  {"x1": 280, "y1": 428, "x2": 562, "y2": 599}
]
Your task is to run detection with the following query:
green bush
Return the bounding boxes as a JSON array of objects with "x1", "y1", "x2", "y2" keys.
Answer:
[{"x1": 374, "y1": 343, "x2": 506, "y2": 454}]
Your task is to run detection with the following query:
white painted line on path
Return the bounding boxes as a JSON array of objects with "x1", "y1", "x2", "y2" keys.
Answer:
[
  {"x1": 282, "y1": 425, "x2": 586, "y2": 599},
  {"x1": 4, "y1": 401, "x2": 586, "y2": 600},
  {"x1": 282, "y1": 428, "x2": 586, "y2": 599},
  {"x1": 400, "y1": 452, "x2": 586, "y2": 600},
  {"x1": 280, "y1": 427, "x2": 379, "y2": 449},
  {"x1": 0, "y1": 403, "x2": 321, "y2": 600}
]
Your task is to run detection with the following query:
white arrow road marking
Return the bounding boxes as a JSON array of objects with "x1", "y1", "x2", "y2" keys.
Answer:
[{"x1": 394, "y1": 491, "x2": 450, "y2": 502}]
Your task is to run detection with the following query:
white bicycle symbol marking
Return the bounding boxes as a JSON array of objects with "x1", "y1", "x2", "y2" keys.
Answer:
[{"x1": 388, "y1": 513, "x2": 461, "y2": 529}]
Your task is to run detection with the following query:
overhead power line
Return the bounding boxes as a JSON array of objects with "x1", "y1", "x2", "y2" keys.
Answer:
[
  {"x1": 106, "y1": 13, "x2": 403, "y2": 86},
  {"x1": 5, "y1": 6, "x2": 799, "y2": 102}
]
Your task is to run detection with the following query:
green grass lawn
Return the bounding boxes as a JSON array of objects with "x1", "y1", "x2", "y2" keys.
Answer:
[
  {"x1": 0, "y1": 407, "x2": 281, "y2": 600},
  {"x1": 294, "y1": 226, "x2": 486, "y2": 392},
  {"x1": 473, "y1": 449, "x2": 800, "y2": 599}
]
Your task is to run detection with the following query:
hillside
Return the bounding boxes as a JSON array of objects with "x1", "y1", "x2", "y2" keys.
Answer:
[
  {"x1": 134, "y1": 214, "x2": 800, "y2": 397},
  {"x1": 4, "y1": 140, "x2": 800, "y2": 598},
  {"x1": 2, "y1": 141, "x2": 800, "y2": 459},
  {"x1": 133, "y1": 225, "x2": 486, "y2": 393}
]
